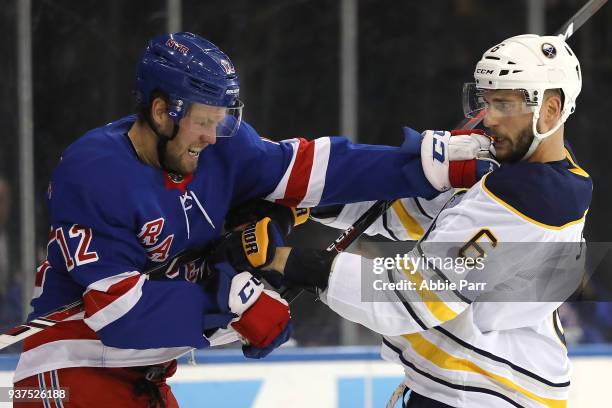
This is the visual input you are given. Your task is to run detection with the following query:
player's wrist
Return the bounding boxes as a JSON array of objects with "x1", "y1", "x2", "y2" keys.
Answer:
[{"x1": 262, "y1": 247, "x2": 292, "y2": 273}]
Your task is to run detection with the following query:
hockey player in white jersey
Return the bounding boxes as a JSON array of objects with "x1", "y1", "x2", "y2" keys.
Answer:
[{"x1": 226, "y1": 34, "x2": 591, "y2": 407}]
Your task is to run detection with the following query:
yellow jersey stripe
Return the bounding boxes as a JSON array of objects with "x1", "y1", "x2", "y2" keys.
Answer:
[
  {"x1": 402, "y1": 333, "x2": 567, "y2": 408},
  {"x1": 481, "y1": 174, "x2": 586, "y2": 230},
  {"x1": 392, "y1": 200, "x2": 424, "y2": 240},
  {"x1": 564, "y1": 148, "x2": 589, "y2": 178},
  {"x1": 399, "y1": 262, "x2": 458, "y2": 323}
]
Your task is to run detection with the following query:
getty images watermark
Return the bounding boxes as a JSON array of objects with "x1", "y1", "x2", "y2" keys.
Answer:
[
  {"x1": 370, "y1": 253, "x2": 487, "y2": 292},
  {"x1": 358, "y1": 241, "x2": 597, "y2": 303}
]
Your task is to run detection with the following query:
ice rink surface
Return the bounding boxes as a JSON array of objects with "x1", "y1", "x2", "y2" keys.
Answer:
[{"x1": 1, "y1": 346, "x2": 611, "y2": 407}]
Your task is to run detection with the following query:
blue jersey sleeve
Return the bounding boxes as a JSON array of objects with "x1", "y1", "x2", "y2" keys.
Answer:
[{"x1": 228, "y1": 122, "x2": 438, "y2": 207}]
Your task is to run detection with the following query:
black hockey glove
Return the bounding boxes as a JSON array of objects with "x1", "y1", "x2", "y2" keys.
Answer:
[
  {"x1": 225, "y1": 199, "x2": 309, "y2": 235},
  {"x1": 282, "y1": 248, "x2": 338, "y2": 292}
]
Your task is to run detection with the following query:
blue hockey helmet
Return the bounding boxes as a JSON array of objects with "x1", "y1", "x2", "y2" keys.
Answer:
[{"x1": 136, "y1": 32, "x2": 242, "y2": 137}]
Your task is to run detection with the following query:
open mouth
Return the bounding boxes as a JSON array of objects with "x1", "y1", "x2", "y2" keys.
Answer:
[{"x1": 188, "y1": 148, "x2": 202, "y2": 158}]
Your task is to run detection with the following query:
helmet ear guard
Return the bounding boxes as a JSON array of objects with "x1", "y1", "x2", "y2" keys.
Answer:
[{"x1": 467, "y1": 34, "x2": 581, "y2": 159}]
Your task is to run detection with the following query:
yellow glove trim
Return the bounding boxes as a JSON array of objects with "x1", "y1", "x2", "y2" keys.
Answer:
[
  {"x1": 291, "y1": 208, "x2": 310, "y2": 227},
  {"x1": 242, "y1": 217, "x2": 271, "y2": 268}
]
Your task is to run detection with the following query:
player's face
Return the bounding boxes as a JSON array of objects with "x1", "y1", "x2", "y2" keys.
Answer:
[
  {"x1": 482, "y1": 90, "x2": 534, "y2": 163},
  {"x1": 164, "y1": 103, "x2": 226, "y2": 175}
]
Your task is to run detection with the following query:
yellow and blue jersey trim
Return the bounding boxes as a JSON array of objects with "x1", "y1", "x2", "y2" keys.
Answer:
[{"x1": 482, "y1": 148, "x2": 592, "y2": 229}]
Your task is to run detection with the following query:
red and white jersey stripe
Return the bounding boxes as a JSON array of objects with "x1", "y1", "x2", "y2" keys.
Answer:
[
  {"x1": 82, "y1": 272, "x2": 145, "y2": 332},
  {"x1": 266, "y1": 137, "x2": 331, "y2": 207}
]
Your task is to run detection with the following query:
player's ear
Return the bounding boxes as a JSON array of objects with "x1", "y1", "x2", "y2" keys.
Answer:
[
  {"x1": 150, "y1": 97, "x2": 168, "y2": 127},
  {"x1": 543, "y1": 91, "x2": 562, "y2": 122}
]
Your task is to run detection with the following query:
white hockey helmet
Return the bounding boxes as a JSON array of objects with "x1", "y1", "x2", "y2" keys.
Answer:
[{"x1": 463, "y1": 34, "x2": 582, "y2": 159}]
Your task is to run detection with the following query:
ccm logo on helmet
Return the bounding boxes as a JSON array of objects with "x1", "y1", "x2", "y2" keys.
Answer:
[
  {"x1": 165, "y1": 38, "x2": 190, "y2": 55},
  {"x1": 476, "y1": 68, "x2": 494, "y2": 75}
]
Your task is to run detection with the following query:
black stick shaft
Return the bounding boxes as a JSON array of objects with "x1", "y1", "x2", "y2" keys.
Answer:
[{"x1": 556, "y1": 0, "x2": 608, "y2": 38}]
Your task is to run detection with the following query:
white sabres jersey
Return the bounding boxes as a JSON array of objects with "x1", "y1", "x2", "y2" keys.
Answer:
[{"x1": 317, "y1": 148, "x2": 592, "y2": 408}]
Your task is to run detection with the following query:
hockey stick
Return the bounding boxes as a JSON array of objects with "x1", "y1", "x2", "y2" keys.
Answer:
[
  {"x1": 557, "y1": 0, "x2": 607, "y2": 40},
  {"x1": 282, "y1": 199, "x2": 394, "y2": 303},
  {"x1": 283, "y1": 0, "x2": 608, "y2": 304}
]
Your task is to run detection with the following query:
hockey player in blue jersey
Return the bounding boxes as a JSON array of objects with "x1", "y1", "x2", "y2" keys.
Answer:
[{"x1": 12, "y1": 32, "x2": 491, "y2": 407}]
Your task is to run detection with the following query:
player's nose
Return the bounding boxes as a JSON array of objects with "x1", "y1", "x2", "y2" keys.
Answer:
[
  {"x1": 200, "y1": 127, "x2": 217, "y2": 145},
  {"x1": 482, "y1": 108, "x2": 498, "y2": 128}
]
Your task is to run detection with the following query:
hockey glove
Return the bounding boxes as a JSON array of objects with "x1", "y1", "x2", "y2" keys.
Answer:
[
  {"x1": 402, "y1": 127, "x2": 499, "y2": 192},
  {"x1": 211, "y1": 263, "x2": 292, "y2": 357},
  {"x1": 225, "y1": 199, "x2": 310, "y2": 235},
  {"x1": 210, "y1": 217, "x2": 285, "y2": 271},
  {"x1": 242, "y1": 321, "x2": 293, "y2": 359},
  {"x1": 282, "y1": 248, "x2": 337, "y2": 291}
]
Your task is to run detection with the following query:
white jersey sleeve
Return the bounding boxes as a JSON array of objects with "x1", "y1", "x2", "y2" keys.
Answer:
[
  {"x1": 313, "y1": 191, "x2": 454, "y2": 241},
  {"x1": 320, "y1": 164, "x2": 589, "y2": 337}
]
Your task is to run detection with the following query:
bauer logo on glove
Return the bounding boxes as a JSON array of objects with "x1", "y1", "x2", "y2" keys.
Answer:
[
  {"x1": 242, "y1": 221, "x2": 268, "y2": 257},
  {"x1": 241, "y1": 217, "x2": 279, "y2": 268},
  {"x1": 210, "y1": 216, "x2": 285, "y2": 272}
]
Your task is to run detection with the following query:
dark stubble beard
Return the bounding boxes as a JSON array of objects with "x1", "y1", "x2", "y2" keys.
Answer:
[
  {"x1": 495, "y1": 124, "x2": 535, "y2": 164},
  {"x1": 147, "y1": 118, "x2": 186, "y2": 175},
  {"x1": 153, "y1": 124, "x2": 192, "y2": 176}
]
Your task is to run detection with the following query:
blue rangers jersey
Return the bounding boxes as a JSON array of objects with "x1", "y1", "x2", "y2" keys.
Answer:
[{"x1": 15, "y1": 115, "x2": 437, "y2": 381}]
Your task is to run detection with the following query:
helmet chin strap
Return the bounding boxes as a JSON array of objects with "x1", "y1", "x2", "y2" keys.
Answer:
[
  {"x1": 144, "y1": 113, "x2": 181, "y2": 173},
  {"x1": 521, "y1": 108, "x2": 565, "y2": 161},
  {"x1": 155, "y1": 127, "x2": 179, "y2": 173}
]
